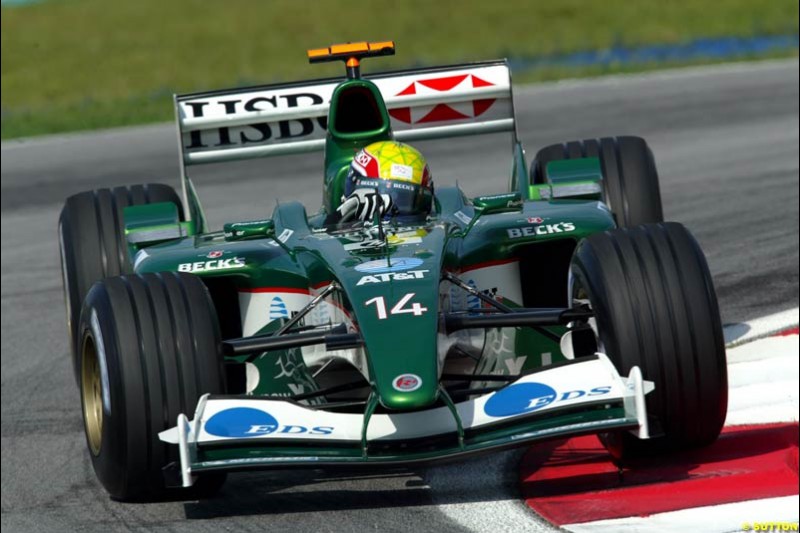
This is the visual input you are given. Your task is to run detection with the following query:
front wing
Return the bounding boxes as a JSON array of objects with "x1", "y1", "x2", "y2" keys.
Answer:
[{"x1": 160, "y1": 354, "x2": 651, "y2": 487}]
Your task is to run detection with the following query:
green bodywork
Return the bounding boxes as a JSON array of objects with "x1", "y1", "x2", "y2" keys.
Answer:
[
  {"x1": 127, "y1": 73, "x2": 622, "y2": 469},
  {"x1": 129, "y1": 76, "x2": 616, "y2": 409},
  {"x1": 132, "y1": 191, "x2": 614, "y2": 407}
]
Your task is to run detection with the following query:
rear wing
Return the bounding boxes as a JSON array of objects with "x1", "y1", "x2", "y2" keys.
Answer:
[{"x1": 173, "y1": 60, "x2": 517, "y2": 224}]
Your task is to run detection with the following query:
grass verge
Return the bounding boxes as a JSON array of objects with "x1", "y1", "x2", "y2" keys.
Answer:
[{"x1": 2, "y1": 0, "x2": 798, "y2": 139}]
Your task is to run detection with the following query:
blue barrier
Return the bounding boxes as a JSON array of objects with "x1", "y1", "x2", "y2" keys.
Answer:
[{"x1": 508, "y1": 34, "x2": 799, "y2": 72}]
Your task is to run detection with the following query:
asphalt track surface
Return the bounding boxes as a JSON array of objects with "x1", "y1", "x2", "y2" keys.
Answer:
[{"x1": 1, "y1": 59, "x2": 798, "y2": 532}]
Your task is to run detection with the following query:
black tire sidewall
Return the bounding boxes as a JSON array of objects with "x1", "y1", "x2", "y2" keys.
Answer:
[
  {"x1": 78, "y1": 273, "x2": 225, "y2": 501},
  {"x1": 78, "y1": 283, "x2": 129, "y2": 498},
  {"x1": 571, "y1": 223, "x2": 727, "y2": 456}
]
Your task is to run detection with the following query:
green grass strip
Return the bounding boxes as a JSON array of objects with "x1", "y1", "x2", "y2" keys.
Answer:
[{"x1": 2, "y1": 0, "x2": 798, "y2": 139}]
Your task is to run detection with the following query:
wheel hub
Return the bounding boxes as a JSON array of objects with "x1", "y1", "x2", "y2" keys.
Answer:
[{"x1": 81, "y1": 337, "x2": 103, "y2": 456}]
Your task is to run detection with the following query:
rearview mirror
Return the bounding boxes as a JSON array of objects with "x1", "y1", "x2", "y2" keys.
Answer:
[
  {"x1": 472, "y1": 192, "x2": 523, "y2": 214},
  {"x1": 223, "y1": 219, "x2": 275, "y2": 241}
]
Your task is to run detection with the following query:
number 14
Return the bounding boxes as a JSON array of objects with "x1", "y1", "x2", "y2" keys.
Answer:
[{"x1": 364, "y1": 293, "x2": 428, "y2": 319}]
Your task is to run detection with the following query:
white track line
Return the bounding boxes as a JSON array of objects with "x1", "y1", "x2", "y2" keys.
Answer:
[
  {"x1": 724, "y1": 307, "x2": 799, "y2": 347},
  {"x1": 426, "y1": 449, "x2": 556, "y2": 533},
  {"x1": 726, "y1": 333, "x2": 799, "y2": 426}
]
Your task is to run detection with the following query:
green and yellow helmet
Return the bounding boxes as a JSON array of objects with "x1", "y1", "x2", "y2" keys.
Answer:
[{"x1": 345, "y1": 140, "x2": 434, "y2": 219}]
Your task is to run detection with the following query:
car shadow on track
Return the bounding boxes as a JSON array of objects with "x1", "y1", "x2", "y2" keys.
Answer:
[
  {"x1": 183, "y1": 470, "x2": 433, "y2": 518},
  {"x1": 183, "y1": 450, "x2": 528, "y2": 519}
]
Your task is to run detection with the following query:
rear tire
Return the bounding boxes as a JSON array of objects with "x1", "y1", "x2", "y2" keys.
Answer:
[
  {"x1": 532, "y1": 136, "x2": 663, "y2": 227},
  {"x1": 59, "y1": 183, "x2": 183, "y2": 382},
  {"x1": 570, "y1": 223, "x2": 727, "y2": 459},
  {"x1": 78, "y1": 272, "x2": 226, "y2": 501}
]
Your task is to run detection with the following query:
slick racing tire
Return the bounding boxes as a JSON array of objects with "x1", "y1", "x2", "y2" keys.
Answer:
[
  {"x1": 78, "y1": 272, "x2": 226, "y2": 501},
  {"x1": 570, "y1": 223, "x2": 727, "y2": 459},
  {"x1": 531, "y1": 136, "x2": 663, "y2": 227},
  {"x1": 59, "y1": 183, "x2": 183, "y2": 383}
]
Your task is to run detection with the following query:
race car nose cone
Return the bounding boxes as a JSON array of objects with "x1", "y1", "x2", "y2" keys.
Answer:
[{"x1": 379, "y1": 380, "x2": 440, "y2": 411}]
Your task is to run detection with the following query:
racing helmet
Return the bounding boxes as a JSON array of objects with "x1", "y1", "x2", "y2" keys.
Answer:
[{"x1": 345, "y1": 140, "x2": 433, "y2": 219}]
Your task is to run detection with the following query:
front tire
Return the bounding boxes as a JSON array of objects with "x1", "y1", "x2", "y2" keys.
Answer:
[
  {"x1": 78, "y1": 272, "x2": 226, "y2": 501},
  {"x1": 570, "y1": 223, "x2": 727, "y2": 458}
]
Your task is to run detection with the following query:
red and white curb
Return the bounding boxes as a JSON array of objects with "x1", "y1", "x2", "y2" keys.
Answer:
[
  {"x1": 519, "y1": 307, "x2": 799, "y2": 533},
  {"x1": 724, "y1": 307, "x2": 800, "y2": 347}
]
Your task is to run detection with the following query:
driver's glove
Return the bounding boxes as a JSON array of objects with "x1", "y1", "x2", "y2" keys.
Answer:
[{"x1": 337, "y1": 188, "x2": 393, "y2": 222}]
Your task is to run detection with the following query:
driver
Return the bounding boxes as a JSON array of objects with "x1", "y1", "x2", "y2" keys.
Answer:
[{"x1": 335, "y1": 140, "x2": 433, "y2": 223}]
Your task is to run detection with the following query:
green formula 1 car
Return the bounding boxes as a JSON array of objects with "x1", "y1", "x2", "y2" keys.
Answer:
[{"x1": 58, "y1": 41, "x2": 727, "y2": 501}]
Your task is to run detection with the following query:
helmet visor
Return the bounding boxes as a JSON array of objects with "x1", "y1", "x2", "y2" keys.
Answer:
[{"x1": 348, "y1": 176, "x2": 430, "y2": 219}]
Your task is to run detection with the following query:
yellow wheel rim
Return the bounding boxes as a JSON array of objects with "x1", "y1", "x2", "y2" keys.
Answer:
[{"x1": 81, "y1": 337, "x2": 103, "y2": 456}]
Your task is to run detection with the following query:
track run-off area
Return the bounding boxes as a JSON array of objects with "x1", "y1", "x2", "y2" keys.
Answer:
[{"x1": 2, "y1": 59, "x2": 798, "y2": 532}]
